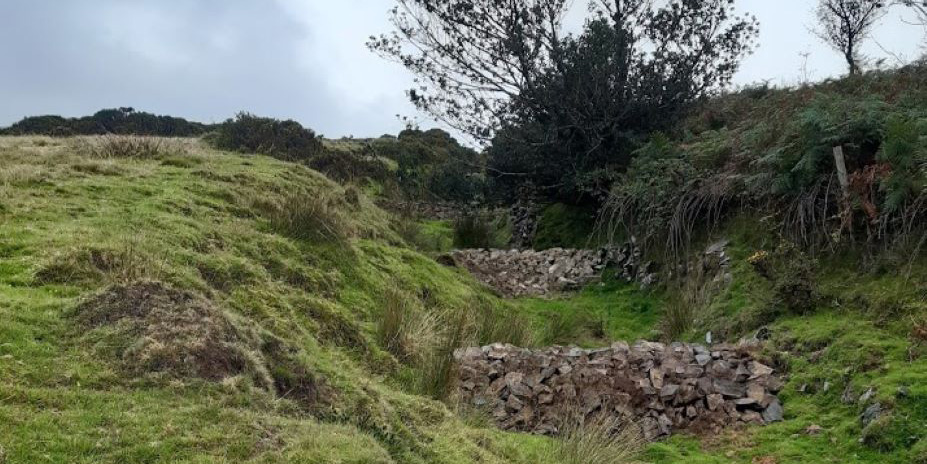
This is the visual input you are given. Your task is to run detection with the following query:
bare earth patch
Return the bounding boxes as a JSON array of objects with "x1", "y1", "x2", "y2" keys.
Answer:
[{"x1": 75, "y1": 280, "x2": 271, "y2": 386}]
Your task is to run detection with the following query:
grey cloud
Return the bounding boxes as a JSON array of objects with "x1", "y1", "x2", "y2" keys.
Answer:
[
  {"x1": 0, "y1": 0, "x2": 410, "y2": 137},
  {"x1": 0, "y1": 0, "x2": 922, "y2": 137}
]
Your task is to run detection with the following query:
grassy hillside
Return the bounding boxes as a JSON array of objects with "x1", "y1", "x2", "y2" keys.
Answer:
[
  {"x1": 0, "y1": 136, "x2": 557, "y2": 464},
  {"x1": 2, "y1": 133, "x2": 927, "y2": 464}
]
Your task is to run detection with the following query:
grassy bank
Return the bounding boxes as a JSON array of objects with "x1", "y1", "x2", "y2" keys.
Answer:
[{"x1": 0, "y1": 136, "x2": 554, "y2": 464}]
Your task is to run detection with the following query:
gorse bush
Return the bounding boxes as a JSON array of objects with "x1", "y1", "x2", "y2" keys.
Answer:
[
  {"x1": 308, "y1": 149, "x2": 393, "y2": 184},
  {"x1": 212, "y1": 112, "x2": 323, "y2": 162},
  {"x1": 373, "y1": 129, "x2": 486, "y2": 203},
  {"x1": 2, "y1": 107, "x2": 210, "y2": 137}
]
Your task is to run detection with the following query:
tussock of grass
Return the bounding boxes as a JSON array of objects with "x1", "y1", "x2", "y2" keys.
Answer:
[
  {"x1": 74, "y1": 135, "x2": 190, "y2": 160},
  {"x1": 34, "y1": 237, "x2": 163, "y2": 286},
  {"x1": 378, "y1": 286, "x2": 441, "y2": 365},
  {"x1": 379, "y1": 285, "x2": 533, "y2": 399},
  {"x1": 266, "y1": 193, "x2": 352, "y2": 243},
  {"x1": 544, "y1": 409, "x2": 643, "y2": 464}
]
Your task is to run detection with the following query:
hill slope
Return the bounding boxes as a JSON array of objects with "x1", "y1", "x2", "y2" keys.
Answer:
[
  {"x1": 3, "y1": 134, "x2": 927, "y2": 464},
  {"x1": 0, "y1": 136, "x2": 550, "y2": 464}
]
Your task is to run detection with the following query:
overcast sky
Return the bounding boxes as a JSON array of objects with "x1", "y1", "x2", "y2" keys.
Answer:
[{"x1": 0, "y1": 0, "x2": 923, "y2": 138}]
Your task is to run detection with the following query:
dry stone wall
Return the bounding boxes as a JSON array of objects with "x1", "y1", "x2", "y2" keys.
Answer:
[
  {"x1": 455, "y1": 341, "x2": 784, "y2": 440},
  {"x1": 379, "y1": 200, "x2": 467, "y2": 220},
  {"x1": 448, "y1": 248, "x2": 609, "y2": 297},
  {"x1": 447, "y1": 244, "x2": 647, "y2": 297}
]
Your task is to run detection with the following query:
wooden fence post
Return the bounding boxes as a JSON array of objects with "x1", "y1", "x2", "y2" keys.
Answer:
[{"x1": 832, "y1": 145, "x2": 851, "y2": 232}]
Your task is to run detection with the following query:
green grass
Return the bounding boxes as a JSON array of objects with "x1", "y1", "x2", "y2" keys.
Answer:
[
  {"x1": 512, "y1": 272, "x2": 664, "y2": 347},
  {"x1": 417, "y1": 219, "x2": 455, "y2": 253},
  {"x1": 512, "y1": 212, "x2": 927, "y2": 463},
  {"x1": 0, "y1": 136, "x2": 557, "y2": 464},
  {"x1": 3, "y1": 134, "x2": 927, "y2": 463},
  {"x1": 643, "y1": 310, "x2": 927, "y2": 463}
]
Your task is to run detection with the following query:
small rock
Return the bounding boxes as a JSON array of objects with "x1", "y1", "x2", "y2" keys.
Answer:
[
  {"x1": 715, "y1": 379, "x2": 747, "y2": 398},
  {"x1": 841, "y1": 385, "x2": 856, "y2": 404},
  {"x1": 706, "y1": 394, "x2": 725, "y2": 411},
  {"x1": 754, "y1": 326, "x2": 772, "y2": 341},
  {"x1": 660, "y1": 384, "x2": 680, "y2": 397},
  {"x1": 805, "y1": 424, "x2": 823, "y2": 435},
  {"x1": 858, "y1": 387, "x2": 875, "y2": 404},
  {"x1": 860, "y1": 403, "x2": 882, "y2": 428},
  {"x1": 762, "y1": 399, "x2": 784, "y2": 423}
]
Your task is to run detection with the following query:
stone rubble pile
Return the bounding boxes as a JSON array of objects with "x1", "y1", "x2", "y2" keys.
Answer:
[
  {"x1": 448, "y1": 248, "x2": 608, "y2": 297},
  {"x1": 447, "y1": 244, "x2": 645, "y2": 297},
  {"x1": 508, "y1": 195, "x2": 540, "y2": 249},
  {"x1": 455, "y1": 341, "x2": 784, "y2": 440},
  {"x1": 379, "y1": 200, "x2": 468, "y2": 220}
]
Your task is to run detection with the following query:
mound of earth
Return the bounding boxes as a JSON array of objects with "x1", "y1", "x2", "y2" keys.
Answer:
[{"x1": 76, "y1": 280, "x2": 271, "y2": 386}]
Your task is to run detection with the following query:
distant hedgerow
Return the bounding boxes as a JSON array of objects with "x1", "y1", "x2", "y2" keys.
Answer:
[
  {"x1": 211, "y1": 112, "x2": 323, "y2": 162},
  {"x1": 2, "y1": 107, "x2": 210, "y2": 137}
]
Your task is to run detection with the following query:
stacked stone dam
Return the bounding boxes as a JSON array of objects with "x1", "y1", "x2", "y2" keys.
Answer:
[
  {"x1": 447, "y1": 246, "x2": 644, "y2": 297},
  {"x1": 455, "y1": 341, "x2": 784, "y2": 440},
  {"x1": 379, "y1": 200, "x2": 467, "y2": 220}
]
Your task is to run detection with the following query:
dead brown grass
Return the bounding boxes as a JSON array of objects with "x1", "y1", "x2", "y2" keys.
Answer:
[
  {"x1": 545, "y1": 408, "x2": 644, "y2": 464},
  {"x1": 72, "y1": 135, "x2": 189, "y2": 160},
  {"x1": 75, "y1": 280, "x2": 272, "y2": 387}
]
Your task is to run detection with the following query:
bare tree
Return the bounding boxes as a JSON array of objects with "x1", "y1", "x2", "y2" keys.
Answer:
[
  {"x1": 815, "y1": 0, "x2": 887, "y2": 75},
  {"x1": 368, "y1": 0, "x2": 571, "y2": 140},
  {"x1": 369, "y1": 0, "x2": 757, "y2": 143},
  {"x1": 895, "y1": 0, "x2": 927, "y2": 26}
]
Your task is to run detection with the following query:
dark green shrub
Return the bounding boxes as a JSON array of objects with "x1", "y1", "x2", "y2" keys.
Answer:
[
  {"x1": 532, "y1": 203, "x2": 598, "y2": 250},
  {"x1": 371, "y1": 129, "x2": 485, "y2": 202},
  {"x1": 878, "y1": 115, "x2": 927, "y2": 213},
  {"x1": 749, "y1": 242, "x2": 819, "y2": 315},
  {"x1": 309, "y1": 148, "x2": 392, "y2": 183},
  {"x1": 212, "y1": 112, "x2": 323, "y2": 162},
  {"x1": 2, "y1": 108, "x2": 210, "y2": 137}
]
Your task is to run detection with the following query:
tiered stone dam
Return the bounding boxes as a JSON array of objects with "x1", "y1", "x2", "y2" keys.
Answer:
[
  {"x1": 447, "y1": 247, "x2": 643, "y2": 297},
  {"x1": 455, "y1": 341, "x2": 784, "y2": 440}
]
